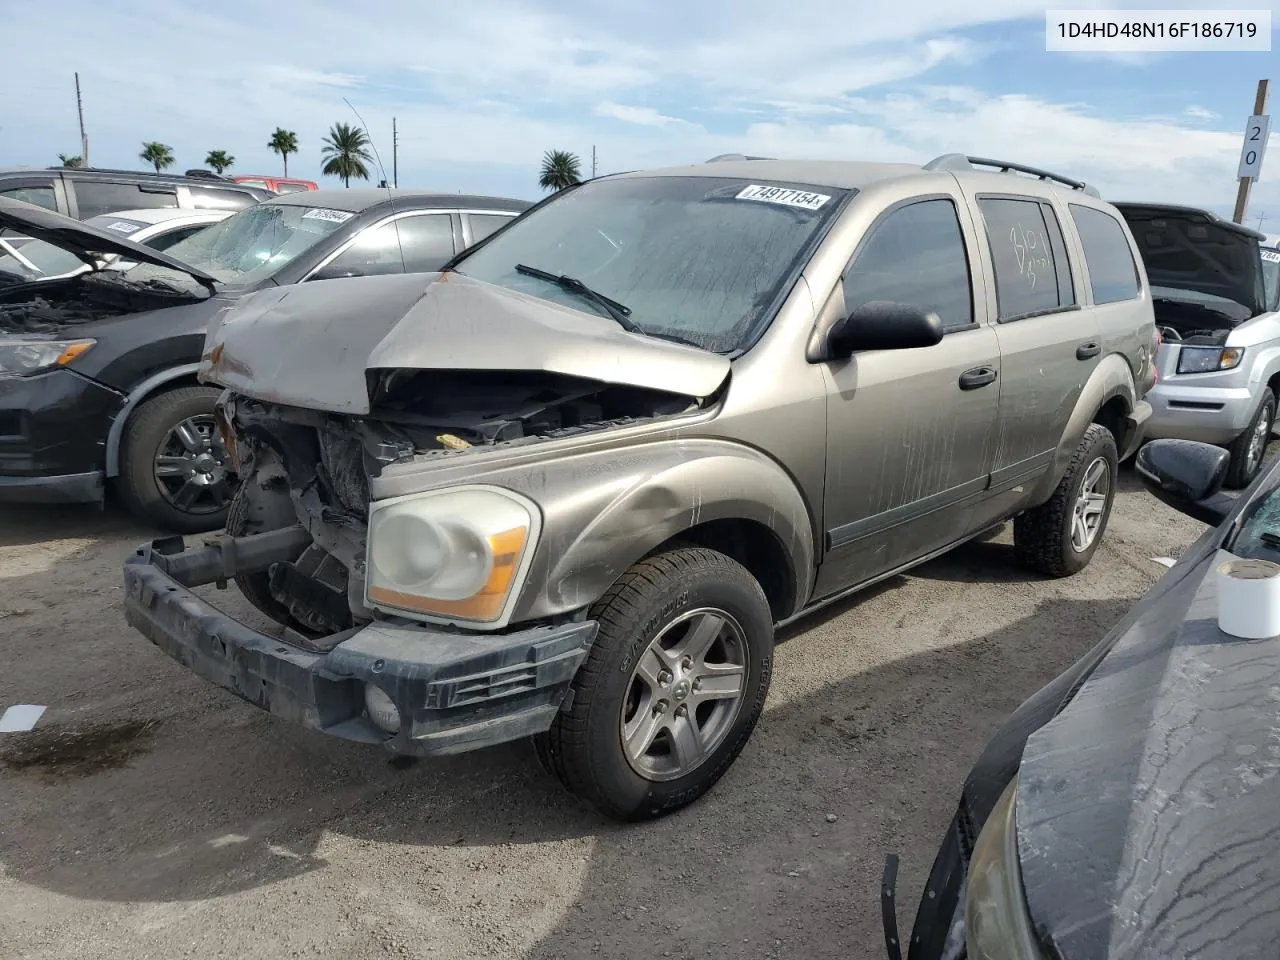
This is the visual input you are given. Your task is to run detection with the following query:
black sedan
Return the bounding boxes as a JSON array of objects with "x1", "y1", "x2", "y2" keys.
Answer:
[
  {"x1": 894, "y1": 437, "x2": 1280, "y2": 960},
  {"x1": 0, "y1": 188, "x2": 529, "y2": 532}
]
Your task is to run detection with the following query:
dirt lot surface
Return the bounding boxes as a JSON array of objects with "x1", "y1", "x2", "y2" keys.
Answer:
[{"x1": 0, "y1": 471, "x2": 1206, "y2": 960}]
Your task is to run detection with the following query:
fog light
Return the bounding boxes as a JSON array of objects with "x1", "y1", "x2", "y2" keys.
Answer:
[{"x1": 364, "y1": 683, "x2": 401, "y2": 734}]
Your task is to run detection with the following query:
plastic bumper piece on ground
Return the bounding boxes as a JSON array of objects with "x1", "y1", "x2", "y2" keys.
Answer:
[{"x1": 123, "y1": 537, "x2": 598, "y2": 756}]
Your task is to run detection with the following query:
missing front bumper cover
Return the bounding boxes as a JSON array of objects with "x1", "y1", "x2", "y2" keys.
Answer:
[{"x1": 123, "y1": 538, "x2": 597, "y2": 756}]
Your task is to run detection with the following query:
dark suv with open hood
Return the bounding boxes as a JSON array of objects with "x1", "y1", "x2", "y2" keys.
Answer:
[{"x1": 0, "y1": 189, "x2": 528, "y2": 530}]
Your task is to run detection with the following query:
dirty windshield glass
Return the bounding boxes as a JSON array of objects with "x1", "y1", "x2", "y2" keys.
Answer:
[
  {"x1": 1229, "y1": 469, "x2": 1280, "y2": 559},
  {"x1": 452, "y1": 175, "x2": 847, "y2": 353},
  {"x1": 149, "y1": 202, "x2": 352, "y2": 287}
]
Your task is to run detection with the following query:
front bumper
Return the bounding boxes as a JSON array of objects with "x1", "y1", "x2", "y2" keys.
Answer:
[
  {"x1": 123, "y1": 535, "x2": 597, "y2": 755},
  {"x1": 0, "y1": 367, "x2": 122, "y2": 501},
  {"x1": 1142, "y1": 378, "x2": 1259, "y2": 446}
]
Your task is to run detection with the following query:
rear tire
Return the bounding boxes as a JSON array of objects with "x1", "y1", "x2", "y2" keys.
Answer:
[
  {"x1": 1014, "y1": 423, "x2": 1118, "y2": 578},
  {"x1": 117, "y1": 386, "x2": 237, "y2": 534},
  {"x1": 1224, "y1": 389, "x2": 1275, "y2": 490},
  {"x1": 535, "y1": 546, "x2": 774, "y2": 822}
]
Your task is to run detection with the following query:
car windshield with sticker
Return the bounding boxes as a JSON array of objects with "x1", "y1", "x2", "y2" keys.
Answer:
[
  {"x1": 127, "y1": 203, "x2": 352, "y2": 288},
  {"x1": 453, "y1": 175, "x2": 848, "y2": 354}
]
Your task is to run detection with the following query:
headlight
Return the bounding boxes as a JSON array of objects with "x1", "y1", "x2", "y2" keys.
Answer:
[
  {"x1": 1177, "y1": 344, "x2": 1243, "y2": 374},
  {"x1": 364, "y1": 484, "x2": 540, "y2": 626},
  {"x1": 0, "y1": 338, "x2": 95, "y2": 377},
  {"x1": 965, "y1": 780, "x2": 1048, "y2": 959}
]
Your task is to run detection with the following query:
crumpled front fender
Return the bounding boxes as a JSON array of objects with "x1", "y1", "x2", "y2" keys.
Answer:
[{"x1": 378, "y1": 438, "x2": 817, "y2": 624}]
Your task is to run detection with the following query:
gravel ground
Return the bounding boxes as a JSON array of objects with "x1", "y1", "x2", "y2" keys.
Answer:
[{"x1": 0, "y1": 468, "x2": 1206, "y2": 960}]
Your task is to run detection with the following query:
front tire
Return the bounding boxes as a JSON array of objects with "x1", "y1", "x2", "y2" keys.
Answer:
[
  {"x1": 536, "y1": 546, "x2": 774, "y2": 822},
  {"x1": 117, "y1": 386, "x2": 238, "y2": 534},
  {"x1": 1224, "y1": 389, "x2": 1275, "y2": 490},
  {"x1": 1014, "y1": 423, "x2": 1118, "y2": 578}
]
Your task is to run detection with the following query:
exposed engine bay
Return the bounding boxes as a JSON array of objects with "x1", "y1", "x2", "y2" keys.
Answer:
[
  {"x1": 1153, "y1": 297, "x2": 1245, "y2": 346},
  {"x1": 0, "y1": 275, "x2": 200, "y2": 334},
  {"x1": 224, "y1": 370, "x2": 702, "y2": 639}
]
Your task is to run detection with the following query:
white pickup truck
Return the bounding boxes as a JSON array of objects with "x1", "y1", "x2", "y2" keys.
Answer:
[{"x1": 1118, "y1": 205, "x2": 1280, "y2": 488}]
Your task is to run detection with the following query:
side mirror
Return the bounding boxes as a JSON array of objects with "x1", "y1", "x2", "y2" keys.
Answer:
[
  {"x1": 309, "y1": 263, "x2": 364, "y2": 282},
  {"x1": 1135, "y1": 438, "x2": 1234, "y2": 526},
  {"x1": 828, "y1": 301, "x2": 944, "y2": 358}
]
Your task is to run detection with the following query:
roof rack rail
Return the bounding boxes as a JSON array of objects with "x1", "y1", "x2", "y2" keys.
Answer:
[
  {"x1": 704, "y1": 153, "x2": 775, "y2": 162},
  {"x1": 923, "y1": 153, "x2": 1101, "y2": 198}
]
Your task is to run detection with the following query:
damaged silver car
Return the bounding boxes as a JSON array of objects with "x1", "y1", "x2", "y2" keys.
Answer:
[{"x1": 122, "y1": 155, "x2": 1156, "y2": 820}]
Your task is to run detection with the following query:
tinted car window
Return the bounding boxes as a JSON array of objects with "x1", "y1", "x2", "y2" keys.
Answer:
[
  {"x1": 978, "y1": 197, "x2": 1076, "y2": 321},
  {"x1": 468, "y1": 213, "x2": 515, "y2": 243},
  {"x1": 73, "y1": 180, "x2": 178, "y2": 219},
  {"x1": 145, "y1": 224, "x2": 209, "y2": 251},
  {"x1": 842, "y1": 199, "x2": 974, "y2": 332},
  {"x1": 324, "y1": 213, "x2": 455, "y2": 276},
  {"x1": 455, "y1": 176, "x2": 847, "y2": 354},
  {"x1": 186, "y1": 186, "x2": 259, "y2": 211},
  {"x1": 0, "y1": 184, "x2": 58, "y2": 211},
  {"x1": 1069, "y1": 204, "x2": 1141, "y2": 305}
]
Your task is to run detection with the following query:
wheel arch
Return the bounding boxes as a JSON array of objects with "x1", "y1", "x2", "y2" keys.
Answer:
[
  {"x1": 104, "y1": 363, "x2": 205, "y2": 478},
  {"x1": 1028, "y1": 353, "x2": 1135, "y2": 504}
]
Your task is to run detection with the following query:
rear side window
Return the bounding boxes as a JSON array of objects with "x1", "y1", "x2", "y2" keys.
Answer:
[
  {"x1": 187, "y1": 186, "x2": 259, "y2": 211},
  {"x1": 73, "y1": 180, "x2": 178, "y2": 219},
  {"x1": 0, "y1": 183, "x2": 58, "y2": 211},
  {"x1": 977, "y1": 197, "x2": 1076, "y2": 321},
  {"x1": 1069, "y1": 204, "x2": 1141, "y2": 304},
  {"x1": 842, "y1": 198, "x2": 974, "y2": 332},
  {"x1": 468, "y1": 213, "x2": 515, "y2": 244}
]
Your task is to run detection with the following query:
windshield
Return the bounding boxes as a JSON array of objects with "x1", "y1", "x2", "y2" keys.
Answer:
[
  {"x1": 152, "y1": 202, "x2": 352, "y2": 286},
  {"x1": 452, "y1": 175, "x2": 847, "y2": 353},
  {"x1": 1264, "y1": 249, "x2": 1279, "y2": 312},
  {"x1": 0, "y1": 236, "x2": 90, "y2": 281}
]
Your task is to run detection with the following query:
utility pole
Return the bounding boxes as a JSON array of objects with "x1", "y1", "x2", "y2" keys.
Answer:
[
  {"x1": 75, "y1": 72, "x2": 88, "y2": 167},
  {"x1": 1233, "y1": 78, "x2": 1270, "y2": 224},
  {"x1": 392, "y1": 117, "x2": 398, "y2": 188},
  {"x1": 592, "y1": 145, "x2": 597, "y2": 178}
]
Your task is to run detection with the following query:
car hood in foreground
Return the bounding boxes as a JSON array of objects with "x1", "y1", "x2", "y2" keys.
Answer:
[
  {"x1": 199, "y1": 271, "x2": 732, "y2": 413},
  {"x1": 1015, "y1": 541, "x2": 1280, "y2": 959},
  {"x1": 1115, "y1": 202, "x2": 1266, "y2": 319},
  {"x1": 0, "y1": 196, "x2": 218, "y2": 287}
]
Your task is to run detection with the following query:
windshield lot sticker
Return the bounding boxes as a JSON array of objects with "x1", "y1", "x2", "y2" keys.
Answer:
[
  {"x1": 301, "y1": 208, "x2": 354, "y2": 223},
  {"x1": 104, "y1": 221, "x2": 142, "y2": 234},
  {"x1": 1263, "y1": 249, "x2": 1280, "y2": 263},
  {"x1": 735, "y1": 185, "x2": 830, "y2": 211}
]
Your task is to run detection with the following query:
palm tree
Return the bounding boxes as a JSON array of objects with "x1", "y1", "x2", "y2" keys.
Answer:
[
  {"x1": 139, "y1": 142, "x2": 175, "y2": 173},
  {"x1": 267, "y1": 128, "x2": 298, "y2": 177},
  {"x1": 539, "y1": 150, "x2": 583, "y2": 192},
  {"x1": 57, "y1": 153, "x2": 83, "y2": 168},
  {"x1": 320, "y1": 122, "x2": 372, "y2": 188},
  {"x1": 204, "y1": 150, "x2": 235, "y2": 174}
]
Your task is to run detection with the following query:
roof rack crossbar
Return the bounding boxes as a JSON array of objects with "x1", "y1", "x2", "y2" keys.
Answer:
[{"x1": 923, "y1": 153, "x2": 1102, "y2": 198}]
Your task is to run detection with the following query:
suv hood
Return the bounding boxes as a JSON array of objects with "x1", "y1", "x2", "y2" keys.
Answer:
[
  {"x1": 200, "y1": 271, "x2": 732, "y2": 413},
  {"x1": 1013, "y1": 543, "x2": 1280, "y2": 958},
  {"x1": 0, "y1": 196, "x2": 217, "y2": 287},
  {"x1": 1115, "y1": 202, "x2": 1266, "y2": 318}
]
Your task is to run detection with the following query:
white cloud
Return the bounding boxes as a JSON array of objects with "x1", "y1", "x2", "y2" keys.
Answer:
[
  {"x1": 2, "y1": 0, "x2": 1276, "y2": 214},
  {"x1": 1183, "y1": 105, "x2": 1220, "y2": 121},
  {"x1": 594, "y1": 102, "x2": 686, "y2": 126}
]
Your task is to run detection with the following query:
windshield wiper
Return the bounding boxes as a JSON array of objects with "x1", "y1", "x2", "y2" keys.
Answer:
[{"x1": 514, "y1": 263, "x2": 641, "y2": 333}]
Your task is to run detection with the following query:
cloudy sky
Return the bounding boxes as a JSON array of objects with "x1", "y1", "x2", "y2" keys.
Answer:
[{"x1": 2, "y1": 0, "x2": 1277, "y2": 223}]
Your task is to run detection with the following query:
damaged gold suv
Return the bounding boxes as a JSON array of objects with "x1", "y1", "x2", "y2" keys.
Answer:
[{"x1": 122, "y1": 155, "x2": 1156, "y2": 821}]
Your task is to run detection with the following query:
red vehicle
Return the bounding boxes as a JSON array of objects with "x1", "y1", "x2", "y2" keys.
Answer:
[{"x1": 231, "y1": 175, "x2": 318, "y2": 194}]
